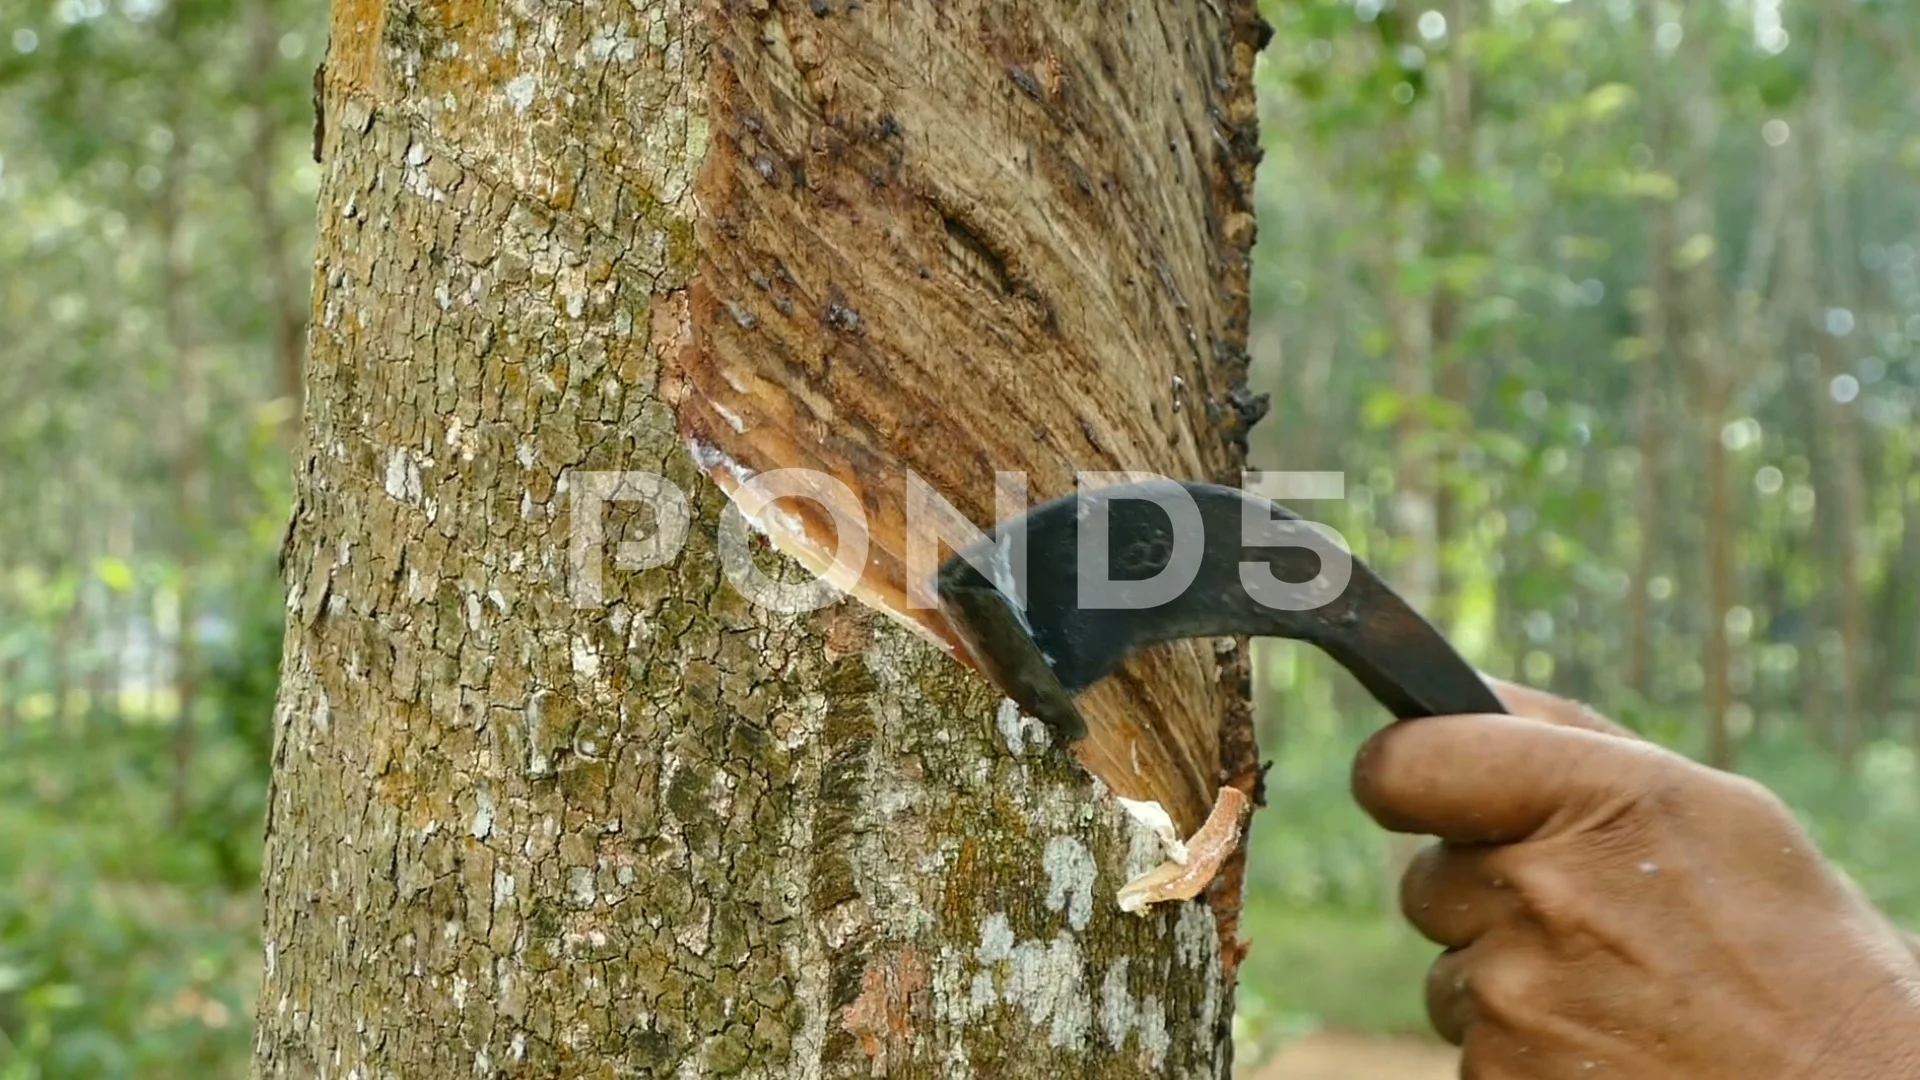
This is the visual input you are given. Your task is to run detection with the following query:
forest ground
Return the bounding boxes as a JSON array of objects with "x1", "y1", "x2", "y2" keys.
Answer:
[{"x1": 1245, "y1": 1031, "x2": 1457, "y2": 1080}]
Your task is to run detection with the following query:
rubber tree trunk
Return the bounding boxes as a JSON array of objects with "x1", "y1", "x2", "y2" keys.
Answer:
[{"x1": 256, "y1": 2, "x2": 1267, "y2": 1077}]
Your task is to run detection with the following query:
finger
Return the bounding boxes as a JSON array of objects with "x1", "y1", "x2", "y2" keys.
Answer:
[
  {"x1": 1352, "y1": 712, "x2": 1675, "y2": 843},
  {"x1": 1429, "y1": 931, "x2": 1559, "y2": 1056},
  {"x1": 1458, "y1": 1022, "x2": 1540, "y2": 1080},
  {"x1": 1401, "y1": 841, "x2": 1520, "y2": 948},
  {"x1": 1478, "y1": 673, "x2": 1638, "y2": 740},
  {"x1": 1425, "y1": 947, "x2": 1477, "y2": 1046}
]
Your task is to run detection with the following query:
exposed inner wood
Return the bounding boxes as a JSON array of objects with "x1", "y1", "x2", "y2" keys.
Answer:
[{"x1": 670, "y1": 4, "x2": 1268, "y2": 866}]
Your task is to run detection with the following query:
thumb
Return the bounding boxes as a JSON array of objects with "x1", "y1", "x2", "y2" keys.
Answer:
[{"x1": 1352, "y1": 712, "x2": 1676, "y2": 844}]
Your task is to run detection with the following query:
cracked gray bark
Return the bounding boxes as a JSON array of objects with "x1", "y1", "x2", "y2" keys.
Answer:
[{"x1": 256, "y1": 1, "x2": 1265, "y2": 1076}]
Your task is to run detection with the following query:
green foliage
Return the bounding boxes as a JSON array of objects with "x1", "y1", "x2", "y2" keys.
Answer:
[
  {"x1": 1238, "y1": 0, "x2": 1920, "y2": 1060},
  {"x1": 0, "y1": 637, "x2": 277, "y2": 1077},
  {"x1": 1234, "y1": 903, "x2": 1438, "y2": 1056},
  {"x1": 1252, "y1": 0, "x2": 1920, "y2": 717},
  {"x1": 1752, "y1": 728, "x2": 1920, "y2": 925},
  {"x1": 0, "y1": 0, "x2": 317, "y2": 1067},
  {"x1": 0, "y1": 554, "x2": 281, "y2": 1076}
]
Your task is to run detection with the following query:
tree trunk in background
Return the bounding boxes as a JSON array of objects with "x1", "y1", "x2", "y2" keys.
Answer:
[
  {"x1": 0, "y1": 654, "x2": 17, "y2": 736},
  {"x1": 244, "y1": 0, "x2": 307, "y2": 426},
  {"x1": 1375, "y1": 11, "x2": 1436, "y2": 901},
  {"x1": 256, "y1": 2, "x2": 1265, "y2": 1077},
  {"x1": 1427, "y1": 0, "x2": 1475, "y2": 636},
  {"x1": 1812, "y1": 331, "x2": 1865, "y2": 761},
  {"x1": 1674, "y1": 49, "x2": 1737, "y2": 770},
  {"x1": 85, "y1": 582, "x2": 113, "y2": 720},
  {"x1": 1910, "y1": 478, "x2": 1920, "y2": 768},
  {"x1": 1625, "y1": 259, "x2": 1669, "y2": 701},
  {"x1": 1811, "y1": 0, "x2": 1866, "y2": 765},
  {"x1": 52, "y1": 587, "x2": 80, "y2": 729},
  {"x1": 103, "y1": 512, "x2": 134, "y2": 724},
  {"x1": 1700, "y1": 404, "x2": 1736, "y2": 768},
  {"x1": 1908, "y1": 474, "x2": 1920, "y2": 702},
  {"x1": 104, "y1": 588, "x2": 127, "y2": 724},
  {"x1": 147, "y1": 587, "x2": 169, "y2": 722},
  {"x1": 1384, "y1": 169, "x2": 1436, "y2": 609},
  {"x1": 1627, "y1": 17, "x2": 1673, "y2": 701},
  {"x1": 1866, "y1": 469, "x2": 1915, "y2": 723},
  {"x1": 160, "y1": 60, "x2": 205, "y2": 822}
]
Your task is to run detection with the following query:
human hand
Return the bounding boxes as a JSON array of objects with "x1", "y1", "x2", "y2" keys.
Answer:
[{"x1": 1351, "y1": 676, "x2": 1920, "y2": 1078}]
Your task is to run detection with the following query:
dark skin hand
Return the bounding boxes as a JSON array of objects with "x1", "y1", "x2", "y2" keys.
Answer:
[{"x1": 1352, "y1": 676, "x2": 1920, "y2": 1078}]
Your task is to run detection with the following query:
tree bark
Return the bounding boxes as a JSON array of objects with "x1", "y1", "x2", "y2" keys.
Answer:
[{"x1": 256, "y1": 2, "x2": 1265, "y2": 1078}]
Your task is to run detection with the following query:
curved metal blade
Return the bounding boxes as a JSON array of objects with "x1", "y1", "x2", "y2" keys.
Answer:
[{"x1": 935, "y1": 479, "x2": 1505, "y2": 744}]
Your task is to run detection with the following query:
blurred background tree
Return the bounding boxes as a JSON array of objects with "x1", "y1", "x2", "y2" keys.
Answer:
[
  {"x1": 0, "y1": 0, "x2": 319, "y2": 1071},
  {"x1": 0, "y1": 0, "x2": 1915, "y2": 1075}
]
